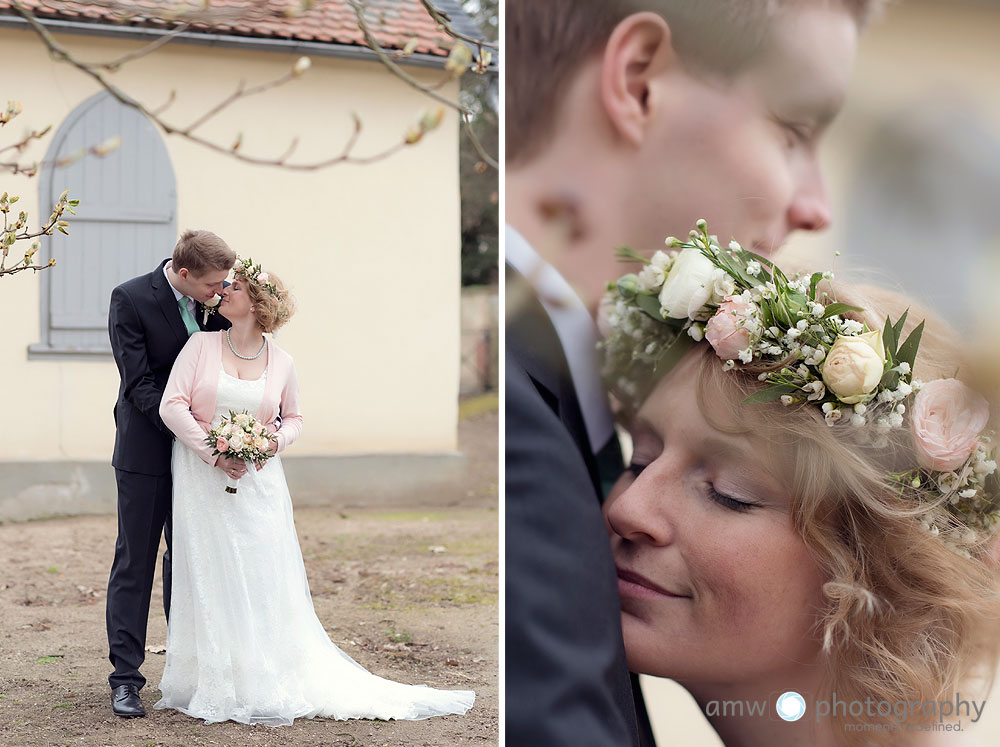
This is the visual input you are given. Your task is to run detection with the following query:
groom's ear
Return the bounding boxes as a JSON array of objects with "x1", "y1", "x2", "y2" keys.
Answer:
[{"x1": 599, "y1": 12, "x2": 677, "y2": 149}]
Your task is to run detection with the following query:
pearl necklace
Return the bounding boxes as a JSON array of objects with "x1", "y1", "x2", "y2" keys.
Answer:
[{"x1": 226, "y1": 328, "x2": 266, "y2": 360}]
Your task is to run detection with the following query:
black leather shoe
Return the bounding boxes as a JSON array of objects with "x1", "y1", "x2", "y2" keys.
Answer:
[{"x1": 111, "y1": 684, "x2": 145, "y2": 718}]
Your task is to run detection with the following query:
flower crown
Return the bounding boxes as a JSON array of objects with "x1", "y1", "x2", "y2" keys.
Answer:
[
  {"x1": 234, "y1": 256, "x2": 280, "y2": 299},
  {"x1": 600, "y1": 220, "x2": 999, "y2": 552}
]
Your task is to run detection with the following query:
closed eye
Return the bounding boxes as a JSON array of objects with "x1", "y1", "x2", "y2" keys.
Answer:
[
  {"x1": 782, "y1": 121, "x2": 815, "y2": 150},
  {"x1": 708, "y1": 484, "x2": 756, "y2": 513}
]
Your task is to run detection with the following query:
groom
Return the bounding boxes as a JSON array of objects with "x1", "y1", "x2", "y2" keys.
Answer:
[
  {"x1": 106, "y1": 229, "x2": 237, "y2": 717},
  {"x1": 506, "y1": 0, "x2": 882, "y2": 744}
]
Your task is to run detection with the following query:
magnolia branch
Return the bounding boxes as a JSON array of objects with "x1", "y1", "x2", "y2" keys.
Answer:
[
  {"x1": 11, "y1": 1, "x2": 425, "y2": 170},
  {"x1": 418, "y1": 0, "x2": 498, "y2": 52},
  {"x1": 0, "y1": 189, "x2": 77, "y2": 278},
  {"x1": 348, "y1": 0, "x2": 497, "y2": 170}
]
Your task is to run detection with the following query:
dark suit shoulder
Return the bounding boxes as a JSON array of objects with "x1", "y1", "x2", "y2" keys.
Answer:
[{"x1": 113, "y1": 260, "x2": 168, "y2": 299}]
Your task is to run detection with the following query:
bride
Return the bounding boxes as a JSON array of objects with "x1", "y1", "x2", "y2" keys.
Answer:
[
  {"x1": 599, "y1": 223, "x2": 1000, "y2": 745},
  {"x1": 156, "y1": 258, "x2": 475, "y2": 725}
]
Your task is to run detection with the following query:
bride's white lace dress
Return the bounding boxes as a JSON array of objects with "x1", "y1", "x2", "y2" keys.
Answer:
[{"x1": 154, "y1": 368, "x2": 475, "y2": 725}]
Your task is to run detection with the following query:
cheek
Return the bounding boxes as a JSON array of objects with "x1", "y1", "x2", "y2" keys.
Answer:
[
  {"x1": 634, "y1": 116, "x2": 793, "y2": 243},
  {"x1": 692, "y1": 523, "x2": 826, "y2": 652}
]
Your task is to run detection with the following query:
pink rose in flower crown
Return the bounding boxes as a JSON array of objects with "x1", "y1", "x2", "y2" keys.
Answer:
[
  {"x1": 215, "y1": 436, "x2": 229, "y2": 452},
  {"x1": 705, "y1": 296, "x2": 756, "y2": 361},
  {"x1": 910, "y1": 378, "x2": 990, "y2": 472}
]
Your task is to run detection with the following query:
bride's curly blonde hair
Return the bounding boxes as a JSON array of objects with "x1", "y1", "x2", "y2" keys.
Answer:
[
  {"x1": 238, "y1": 269, "x2": 295, "y2": 334},
  {"x1": 690, "y1": 282, "x2": 1000, "y2": 745}
]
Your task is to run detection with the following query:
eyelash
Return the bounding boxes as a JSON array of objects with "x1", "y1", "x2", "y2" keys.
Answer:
[
  {"x1": 707, "y1": 485, "x2": 755, "y2": 513},
  {"x1": 626, "y1": 462, "x2": 755, "y2": 513}
]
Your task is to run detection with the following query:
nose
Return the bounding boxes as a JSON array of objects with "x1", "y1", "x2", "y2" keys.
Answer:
[
  {"x1": 603, "y1": 465, "x2": 678, "y2": 547},
  {"x1": 786, "y1": 159, "x2": 831, "y2": 233}
]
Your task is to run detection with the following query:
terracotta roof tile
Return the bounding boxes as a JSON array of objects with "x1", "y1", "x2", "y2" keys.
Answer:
[{"x1": 0, "y1": 0, "x2": 483, "y2": 58}]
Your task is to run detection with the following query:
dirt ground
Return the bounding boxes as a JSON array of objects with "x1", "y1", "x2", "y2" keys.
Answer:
[{"x1": 0, "y1": 406, "x2": 498, "y2": 747}]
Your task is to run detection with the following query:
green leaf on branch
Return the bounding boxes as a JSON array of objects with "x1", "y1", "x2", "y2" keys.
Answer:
[
  {"x1": 743, "y1": 384, "x2": 798, "y2": 405},
  {"x1": 821, "y1": 303, "x2": 864, "y2": 320},
  {"x1": 634, "y1": 292, "x2": 664, "y2": 322},
  {"x1": 896, "y1": 320, "x2": 924, "y2": 372}
]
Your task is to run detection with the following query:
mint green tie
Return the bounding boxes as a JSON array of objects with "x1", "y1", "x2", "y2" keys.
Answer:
[{"x1": 178, "y1": 297, "x2": 199, "y2": 336}]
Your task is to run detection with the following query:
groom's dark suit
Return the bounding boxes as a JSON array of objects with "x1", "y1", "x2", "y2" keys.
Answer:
[
  {"x1": 506, "y1": 263, "x2": 655, "y2": 746},
  {"x1": 106, "y1": 259, "x2": 229, "y2": 690}
]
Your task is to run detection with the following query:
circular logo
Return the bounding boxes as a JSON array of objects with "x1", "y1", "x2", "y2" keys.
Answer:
[{"x1": 776, "y1": 691, "x2": 807, "y2": 722}]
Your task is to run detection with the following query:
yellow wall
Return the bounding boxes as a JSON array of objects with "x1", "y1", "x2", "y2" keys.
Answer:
[{"x1": 1, "y1": 26, "x2": 462, "y2": 461}]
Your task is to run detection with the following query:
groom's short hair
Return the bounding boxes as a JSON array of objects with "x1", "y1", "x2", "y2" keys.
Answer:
[
  {"x1": 173, "y1": 229, "x2": 236, "y2": 276},
  {"x1": 506, "y1": 0, "x2": 885, "y2": 165}
]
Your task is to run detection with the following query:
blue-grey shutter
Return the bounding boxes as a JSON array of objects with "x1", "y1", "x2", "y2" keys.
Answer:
[{"x1": 32, "y1": 91, "x2": 176, "y2": 356}]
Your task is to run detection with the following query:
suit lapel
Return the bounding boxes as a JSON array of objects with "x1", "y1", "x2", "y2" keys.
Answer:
[
  {"x1": 150, "y1": 258, "x2": 190, "y2": 346},
  {"x1": 506, "y1": 264, "x2": 600, "y2": 493}
]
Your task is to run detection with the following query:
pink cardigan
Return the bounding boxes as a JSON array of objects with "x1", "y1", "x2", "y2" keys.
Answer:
[{"x1": 159, "y1": 331, "x2": 304, "y2": 467}]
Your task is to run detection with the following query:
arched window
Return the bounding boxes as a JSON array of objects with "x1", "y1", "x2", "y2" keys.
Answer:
[{"x1": 30, "y1": 91, "x2": 177, "y2": 358}]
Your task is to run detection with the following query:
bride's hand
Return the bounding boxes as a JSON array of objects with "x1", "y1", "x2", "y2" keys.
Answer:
[{"x1": 218, "y1": 455, "x2": 248, "y2": 479}]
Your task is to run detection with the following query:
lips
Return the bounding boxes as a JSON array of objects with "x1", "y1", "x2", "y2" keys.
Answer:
[{"x1": 616, "y1": 567, "x2": 690, "y2": 599}]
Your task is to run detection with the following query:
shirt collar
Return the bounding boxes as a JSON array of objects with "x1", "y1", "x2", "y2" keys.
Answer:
[
  {"x1": 163, "y1": 260, "x2": 187, "y2": 303},
  {"x1": 506, "y1": 225, "x2": 615, "y2": 453}
]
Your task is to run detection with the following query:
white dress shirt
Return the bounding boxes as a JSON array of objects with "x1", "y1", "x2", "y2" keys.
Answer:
[{"x1": 506, "y1": 224, "x2": 615, "y2": 455}]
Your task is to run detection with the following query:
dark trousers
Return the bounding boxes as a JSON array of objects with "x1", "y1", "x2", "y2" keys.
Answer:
[{"x1": 106, "y1": 469, "x2": 172, "y2": 690}]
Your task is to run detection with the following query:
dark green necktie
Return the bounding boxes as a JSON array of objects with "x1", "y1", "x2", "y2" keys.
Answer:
[
  {"x1": 178, "y1": 297, "x2": 199, "y2": 336},
  {"x1": 595, "y1": 433, "x2": 625, "y2": 499}
]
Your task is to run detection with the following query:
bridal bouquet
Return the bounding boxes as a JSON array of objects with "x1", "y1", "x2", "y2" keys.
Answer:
[{"x1": 205, "y1": 411, "x2": 277, "y2": 494}]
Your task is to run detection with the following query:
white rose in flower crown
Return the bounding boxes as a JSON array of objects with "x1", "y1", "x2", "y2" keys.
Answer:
[
  {"x1": 650, "y1": 250, "x2": 673, "y2": 272},
  {"x1": 637, "y1": 263, "x2": 666, "y2": 292},
  {"x1": 256, "y1": 272, "x2": 270, "y2": 284},
  {"x1": 821, "y1": 330, "x2": 886, "y2": 404},
  {"x1": 658, "y1": 248, "x2": 728, "y2": 320}
]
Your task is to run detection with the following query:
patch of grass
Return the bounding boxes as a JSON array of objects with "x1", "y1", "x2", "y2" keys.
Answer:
[
  {"x1": 47, "y1": 566, "x2": 59, "y2": 574},
  {"x1": 384, "y1": 629, "x2": 412, "y2": 643},
  {"x1": 459, "y1": 392, "x2": 498, "y2": 421},
  {"x1": 50, "y1": 702, "x2": 74, "y2": 710},
  {"x1": 35, "y1": 655, "x2": 64, "y2": 663},
  {"x1": 437, "y1": 536, "x2": 498, "y2": 558},
  {"x1": 414, "y1": 576, "x2": 496, "y2": 606}
]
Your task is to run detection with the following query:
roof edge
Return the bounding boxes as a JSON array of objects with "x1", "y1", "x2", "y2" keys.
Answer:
[{"x1": 0, "y1": 14, "x2": 451, "y2": 69}]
